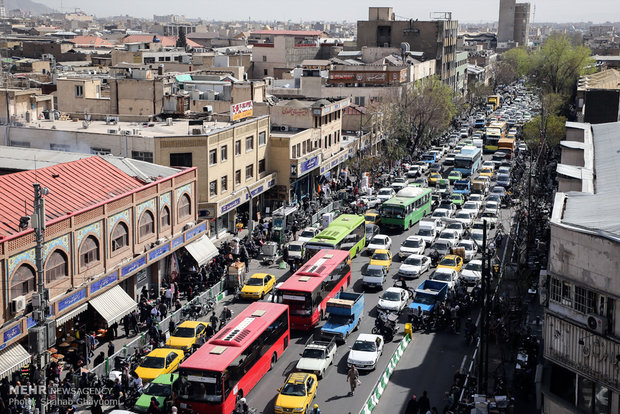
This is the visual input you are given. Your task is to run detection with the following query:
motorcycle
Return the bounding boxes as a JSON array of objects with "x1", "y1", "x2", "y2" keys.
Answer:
[{"x1": 373, "y1": 310, "x2": 398, "y2": 341}]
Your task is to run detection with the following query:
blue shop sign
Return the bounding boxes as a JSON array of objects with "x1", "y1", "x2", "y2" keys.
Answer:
[
  {"x1": 221, "y1": 198, "x2": 241, "y2": 214},
  {"x1": 250, "y1": 185, "x2": 264, "y2": 197},
  {"x1": 267, "y1": 179, "x2": 275, "y2": 188},
  {"x1": 172, "y1": 235, "x2": 184, "y2": 249},
  {"x1": 0, "y1": 343, "x2": 6, "y2": 351},
  {"x1": 90, "y1": 272, "x2": 118, "y2": 294},
  {"x1": 58, "y1": 289, "x2": 86, "y2": 313},
  {"x1": 3, "y1": 324, "x2": 22, "y2": 342},
  {"x1": 331, "y1": 159, "x2": 338, "y2": 167},
  {"x1": 149, "y1": 244, "x2": 170, "y2": 261},
  {"x1": 186, "y1": 222, "x2": 206, "y2": 240},
  {"x1": 300, "y1": 155, "x2": 320, "y2": 175},
  {"x1": 122, "y1": 256, "x2": 146, "y2": 278}
]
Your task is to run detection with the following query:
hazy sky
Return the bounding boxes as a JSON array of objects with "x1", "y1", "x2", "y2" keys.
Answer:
[{"x1": 38, "y1": 0, "x2": 619, "y2": 23}]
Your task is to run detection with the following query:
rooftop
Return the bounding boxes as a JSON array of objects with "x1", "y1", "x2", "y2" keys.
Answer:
[
  {"x1": 250, "y1": 30, "x2": 325, "y2": 37},
  {"x1": 577, "y1": 68, "x2": 620, "y2": 91}
]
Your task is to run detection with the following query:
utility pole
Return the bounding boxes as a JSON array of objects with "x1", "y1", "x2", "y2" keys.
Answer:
[{"x1": 478, "y1": 219, "x2": 488, "y2": 394}]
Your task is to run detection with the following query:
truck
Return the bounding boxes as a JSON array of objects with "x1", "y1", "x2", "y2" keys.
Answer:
[
  {"x1": 296, "y1": 337, "x2": 337, "y2": 379},
  {"x1": 471, "y1": 179, "x2": 489, "y2": 195},
  {"x1": 487, "y1": 94, "x2": 502, "y2": 111},
  {"x1": 408, "y1": 279, "x2": 448, "y2": 318},
  {"x1": 453, "y1": 179, "x2": 471, "y2": 196},
  {"x1": 321, "y1": 291, "x2": 364, "y2": 342}
]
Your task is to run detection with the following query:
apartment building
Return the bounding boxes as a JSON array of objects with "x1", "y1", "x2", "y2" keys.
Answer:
[
  {"x1": 542, "y1": 122, "x2": 620, "y2": 414},
  {"x1": 497, "y1": 0, "x2": 531, "y2": 49}
]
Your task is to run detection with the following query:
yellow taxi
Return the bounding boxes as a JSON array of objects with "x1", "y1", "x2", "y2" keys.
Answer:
[
  {"x1": 364, "y1": 210, "x2": 381, "y2": 225},
  {"x1": 429, "y1": 172, "x2": 442, "y2": 186},
  {"x1": 240, "y1": 273, "x2": 276, "y2": 300},
  {"x1": 274, "y1": 372, "x2": 318, "y2": 414},
  {"x1": 479, "y1": 168, "x2": 494, "y2": 179},
  {"x1": 135, "y1": 348, "x2": 184, "y2": 382},
  {"x1": 437, "y1": 254, "x2": 464, "y2": 273},
  {"x1": 165, "y1": 321, "x2": 209, "y2": 353},
  {"x1": 369, "y1": 249, "x2": 393, "y2": 271}
]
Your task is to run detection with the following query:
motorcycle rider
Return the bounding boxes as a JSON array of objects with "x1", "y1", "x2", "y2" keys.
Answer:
[{"x1": 465, "y1": 318, "x2": 476, "y2": 344}]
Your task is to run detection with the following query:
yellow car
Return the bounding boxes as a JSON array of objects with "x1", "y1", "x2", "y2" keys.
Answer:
[
  {"x1": 364, "y1": 210, "x2": 381, "y2": 225},
  {"x1": 240, "y1": 273, "x2": 276, "y2": 300},
  {"x1": 165, "y1": 321, "x2": 209, "y2": 353},
  {"x1": 479, "y1": 168, "x2": 494, "y2": 179},
  {"x1": 370, "y1": 249, "x2": 393, "y2": 271},
  {"x1": 274, "y1": 372, "x2": 318, "y2": 414},
  {"x1": 437, "y1": 254, "x2": 464, "y2": 273},
  {"x1": 429, "y1": 172, "x2": 442, "y2": 186},
  {"x1": 135, "y1": 348, "x2": 184, "y2": 382}
]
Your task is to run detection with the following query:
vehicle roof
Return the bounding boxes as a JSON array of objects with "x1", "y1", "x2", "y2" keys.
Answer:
[
  {"x1": 285, "y1": 372, "x2": 316, "y2": 383},
  {"x1": 177, "y1": 321, "x2": 207, "y2": 329},
  {"x1": 356, "y1": 333, "x2": 383, "y2": 342},
  {"x1": 373, "y1": 249, "x2": 390, "y2": 254},
  {"x1": 278, "y1": 249, "x2": 350, "y2": 293},
  {"x1": 148, "y1": 348, "x2": 183, "y2": 358},
  {"x1": 248, "y1": 273, "x2": 273, "y2": 279},
  {"x1": 405, "y1": 235, "x2": 423, "y2": 240},
  {"x1": 151, "y1": 373, "x2": 179, "y2": 384}
]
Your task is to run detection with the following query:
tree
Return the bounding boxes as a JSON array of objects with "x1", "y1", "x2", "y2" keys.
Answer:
[
  {"x1": 491, "y1": 61, "x2": 518, "y2": 88},
  {"x1": 523, "y1": 114, "x2": 566, "y2": 153},
  {"x1": 467, "y1": 81, "x2": 493, "y2": 111},
  {"x1": 501, "y1": 47, "x2": 531, "y2": 78},
  {"x1": 176, "y1": 27, "x2": 187, "y2": 49}
]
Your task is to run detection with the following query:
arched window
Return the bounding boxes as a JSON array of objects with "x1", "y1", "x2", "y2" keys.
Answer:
[
  {"x1": 139, "y1": 211, "x2": 155, "y2": 239},
  {"x1": 161, "y1": 206, "x2": 170, "y2": 228},
  {"x1": 79, "y1": 235, "x2": 100, "y2": 268},
  {"x1": 11, "y1": 264, "x2": 35, "y2": 299},
  {"x1": 178, "y1": 194, "x2": 191, "y2": 218},
  {"x1": 111, "y1": 222, "x2": 129, "y2": 252},
  {"x1": 46, "y1": 250, "x2": 68, "y2": 284}
]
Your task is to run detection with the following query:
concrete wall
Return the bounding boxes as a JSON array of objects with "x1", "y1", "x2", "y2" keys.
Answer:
[
  {"x1": 558, "y1": 177, "x2": 583, "y2": 193},
  {"x1": 566, "y1": 126, "x2": 585, "y2": 142},
  {"x1": 57, "y1": 79, "x2": 111, "y2": 115},
  {"x1": 498, "y1": 0, "x2": 516, "y2": 43},
  {"x1": 560, "y1": 148, "x2": 585, "y2": 167}
]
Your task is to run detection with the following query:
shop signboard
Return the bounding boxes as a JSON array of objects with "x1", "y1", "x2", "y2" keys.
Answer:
[
  {"x1": 121, "y1": 256, "x2": 146, "y2": 278},
  {"x1": 172, "y1": 235, "x2": 184, "y2": 249},
  {"x1": 221, "y1": 197, "x2": 241, "y2": 214},
  {"x1": 149, "y1": 243, "x2": 170, "y2": 261},
  {"x1": 3, "y1": 324, "x2": 22, "y2": 343},
  {"x1": 186, "y1": 222, "x2": 206, "y2": 240},
  {"x1": 230, "y1": 100, "x2": 253, "y2": 121},
  {"x1": 90, "y1": 272, "x2": 118, "y2": 294},
  {"x1": 58, "y1": 289, "x2": 86, "y2": 313},
  {"x1": 300, "y1": 155, "x2": 320, "y2": 175}
]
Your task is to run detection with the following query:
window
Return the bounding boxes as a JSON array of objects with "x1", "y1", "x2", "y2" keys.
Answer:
[
  {"x1": 209, "y1": 180, "x2": 218, "y2": 197},
  {"x1": 302, "y1": 140, "x2": 306, "y2": 155},
  {"x1": 50, "y1": 143, "x2": 70, "y2": 152},
  {"x1": 79, "y1": 236, "x2": 100, "y2": 268},
  {"x1": 170, "y1": 153, "x2": 192, "y2": 167},
  {"x1": 220, "y1": 145, "x2": 228, "y2": 162},
  {"x1": 258, "y1": 159, "x2": 266, "y2": 174},
  {"x1": 10, "y1": 265, "x2": 35, "y2": 300},
  {"x1": 75, "y1": 85, "x2": 84, "y2": 97},
  {"x1": 111, "y1": 222, "x2": 129, "y2": 252},
  {"x1": 178, "y1": 194, "x2": 191, "y2": 218},
  {"x1": 550, "y1": 277, "x2": 572, "y2": 306},
  {"x1": 292, "y1": 145, "x2": 297, "y2": 158},
  {"x1": 574, "y1": 286, "x2": 596, "y2": 314},
  {"x1": 259, "y1": 131, "x2": 266, "y2": 146},
  {"x1": 221, "y1": 176, "x2": 228, "y2": 192},
  {"x1": 264, "y1": 69, "x2": 268, "y2": 76},
  {"x1": 235, "y1": 140, "x2": 241, "y2": 155},
  {"x1": 549, "y1": 363, "x2": 576, "y2": 405},
  {"x1": 90, "y1": 147, "x2": 111, "y2": 155},
  {"x1": 161, "y1": 206, "x2": 170, "y2": 228},
  {"x1": 245, "y1": 136, "x2": 254, "y2": 152},
  {"x1": 131, "y1": 151, "x2": 153, "y2": 163},
  {"x1": 245, "y1": 164, "x2": 254, "y2": 180},
  {"x1": 262, "y1": 55, "x2": 267, "y2": 62},
  {"x1": 46, "y1": 250, "x2": 68, "y2": 284},
  {"x1": 235, "y1": 170, "x2": 241, "y2": 185},
  {"x1": 10, "y1": 140, "x2": 30, "y2": 148},
  {"x1": 139, "y1": 211, "x2": 155, "y2": 239},
  {"x1": 209, "y1": 149, "x2": 217, "y2": 165}
]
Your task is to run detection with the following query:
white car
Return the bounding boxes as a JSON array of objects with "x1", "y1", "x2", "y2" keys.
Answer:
[
  {"x1": 455, "y1": 240, "x2": 478, "y2": 261},
  {"x1": 377, "y1": 188, "x2": 396, "y2": 202},
  {"x1": 481, "y1": 161, "x2": 496, "y2": 171},
  {"x1": 367, "y1": 234, "x2": 392, "y2": 254},
  {"x1": 480, "y1": 210, "x2": 498, "y2": 229},
  {"x1": 468, "y1": 194, "x2": 484, "y2": 204},
  {"x1": 416, "y1": 226, "x2": 437, "y2": 245},
  {"x1": 298, "y1": 227, "x2": 320, "y2": 243},
  {"x1": 399, "y1": 236, "x2": 426, "y2": 258},
  {"x1": 484, "y1": 201, "x2": 500, "y2": 214},
  {"x1": 432, "y1": 239, "x2": 455, "y2": 256},
  {"x1": 461, "y1": 260, "x2": 482, "y2": 285},
  {"x1": 490, "y1": 186, "x2": 506, "y2": 198},
  {"x1": 347, "y1": 333, "x2": 384, "y2": 371},
  {"x1": 453, "y1": 211, "x2": 475, "y2": 228},
  {"x1": 444, "y1": 221, "x2": 465, "y2": 238},
  {"x1": 461, "y1": 201, "x2": 481, "y2": 217},
  {"x1": 420, "y1": 217, "x2": 444, "y2": 233},
  {"x1": 398, "y1": 254, "x2": 431, "y2": 279},
  {"x1": 430, "y1": 268, "x2": 460, "y2": 291},
  {"x1": 377, "y1": 287, "x2": 410, "y2": 313},
  {"x1": 360, "y1": 195, "x2": 381, "y2": 209},
  {"x1": 437, "y1": 229, "x2": 460, "y2": 245},
  {"x1": 414, "y1": 161, "x2": 429, "y2": 173},
  {"x1": 431, "y1": 208, "x2": 452, "y2": 221}
]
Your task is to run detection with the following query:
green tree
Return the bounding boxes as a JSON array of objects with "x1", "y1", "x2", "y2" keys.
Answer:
[
  {"x1": 467, "y1": 81, "x2": 493, "y2": 110},
  {"x1": 501, "y1": 47, "x2": 531, "y2": 78},
  {"x1": 523, "y1": 113, "x2": 566, "y2": 153}
]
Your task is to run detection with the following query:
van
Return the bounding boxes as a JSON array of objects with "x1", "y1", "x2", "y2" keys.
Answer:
[
  {"x1": 362, "y1": 265, "x2": 388, "y2": 290},
  {"x1": 472, "y1": 138, "x2": 483, "y2": 149}
]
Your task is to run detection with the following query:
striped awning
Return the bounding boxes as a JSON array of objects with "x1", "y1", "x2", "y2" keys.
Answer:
[
  {"x1": 0, "y1": 343, "x2": 31, "y2": 380},
  {"x1": 89, "y1": 285, "x2": 137, "y2": 326},
  {"x1": 55, "y1": 303, "x2": 89, "y2": 326}
]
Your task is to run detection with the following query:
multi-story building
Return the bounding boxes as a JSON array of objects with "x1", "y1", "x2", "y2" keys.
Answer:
[
  {"x1": 576, "y1": 69, "x2": 620, "y2": 124},
  {"x1": 0, "y1": 155, "x2": 211, "y2": 377},
  {"x1": 0, "y1": 88, "x2": 54, "y2": 124},
  {"x1": 497, "y1": 0, "x2": 530, "y2": 48},
  {"x1": 356, "y1": 7, "x2": 458, "y2": 90},
  {"x1": 455, "y1": 51, "x2": 469, "y2": 95},
  {"x1": 542, "y1": 121, "x2": 620, "y2": 414}
]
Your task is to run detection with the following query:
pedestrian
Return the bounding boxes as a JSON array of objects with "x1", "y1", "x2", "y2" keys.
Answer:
[
  {"x1": 169, "y1": 319, "x2": 175, "y2": 335},
  {"x1": 205, "y1": 322, "x2": 214, "y2": 339},
  {"x1": 346, "y1": 365, "x2": 359, "y2": 395},
  {"x1": 418, "y1": 391, "x2": 430, "y2": 414},
  {"x1": 164, "y1": 287, "x2": 172, "y2": 307},
  {"x1": 93, "y1": 352, "x2": 105, "y2": 367},
  {"x1": 147, "y1": 396, "x2": 160, "y2": 414},
  {"x1": 110, "y1": 322, "x2": 118, "y2": 339},
  {"x1": 311, "y1": 403, "x2": 321, "y2": 414},
  {"x1": 210, "y1": 312, "x2": 219, "y2": 331},
  {"x1": 107, "y1": 342, "x2": 115, "y2": 357},
  {"x1": 405, "y1": 394, "x2": 419, "y2": 414},
  {"x1": 90, "y1": 393, "x2": 103, "y2": 414}
]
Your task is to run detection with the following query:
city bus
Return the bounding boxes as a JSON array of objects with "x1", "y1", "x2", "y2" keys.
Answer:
[
  {"x1": 175, "y1": 302, "x2": 290, "y2": 414},
  {"x1": 380, "y1": 187, "x2": 432, "y2": 231},
  {"x1": 484, "y1": 121, "x2": 507, "y2": 153},
  {"x1": 497, "y1": 137, "x2": 516, "y2": 159},
  {"x1": 304, "y1": 214, "x2": 366, "y2": 259},
  {"x1": 276, "y1": 249, "x2": 351, "y2": 330},
  {"x1": 454, "y1": 145, "x2": 482, "y2": 177}
]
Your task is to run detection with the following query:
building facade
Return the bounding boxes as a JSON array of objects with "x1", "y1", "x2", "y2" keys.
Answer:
[{"x1": 497, "y1": 0, "x2": 530, "y2": 47}]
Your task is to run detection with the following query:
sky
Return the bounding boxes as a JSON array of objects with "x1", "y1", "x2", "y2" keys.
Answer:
[{"x1": 38, "y1": 0, "x2": 619, "y2": 23}]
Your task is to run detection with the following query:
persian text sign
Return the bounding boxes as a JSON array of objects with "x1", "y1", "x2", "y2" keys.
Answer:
[{"x1": 231, "y1": 100, "x2": 253, "y2": 121}]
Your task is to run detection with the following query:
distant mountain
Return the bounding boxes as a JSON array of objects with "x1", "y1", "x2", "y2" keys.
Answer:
[{"x1": 7, "y1": 0, "x2": 56, "y2": 15}]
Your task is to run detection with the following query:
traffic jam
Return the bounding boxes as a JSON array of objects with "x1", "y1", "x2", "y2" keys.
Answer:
[{"x1": 98, "y1": 85, "x2": 539, "y2": 414}]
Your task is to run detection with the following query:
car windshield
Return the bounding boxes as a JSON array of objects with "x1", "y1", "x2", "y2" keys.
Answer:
[
  {"x1": 372, "y1": 253, "x2": 390, "y2": 261},
  {"x1": 492, "y1": 188, "x2": 504, "y2": 194},
  {"x1": 498, "y1": 174, "x2": 510, "y2": 181},
  {"x1": 404, "y1": 257, "x2": 422, "y2": 266},
  {"x1": 172, "y1": 327, "x2": 195, "y2": 338},
  {"x1": 458, "y1": 242, "x2": 472, "y2": 249},
  {"x1": 456, "y1": 212, "x2": 470, "y2": 219},
  {"x1": 301, "y1": 348, "x2": 324, "y2": 359},
  {"x1": 439, "y1": 257, "x2": 456, "y2": 267},
  {"x1": 143, "y1": 382, "x2": 172, "y2": 397},
  {"x1": 352, "y1": 340, "x2": 377, "y2": 352},
  {"x1": 281, "y1": 383, "x2": 306, "y2": 397},
  {"x1": 418, "y1": 229, "x2": 432, "y2": 237},
  {"x1": 141, "y1": 356, "x2": 165, "y2": 369},
  {"x1": 450, "y1": 195, "x2": 461, "y2": 200},
  {"x1": 481, "y1": 212, "x2": 496, "y2": 218},
  {"x1": 300, "y1": 231, "x2": 315, "y2": 238},
  {"x1": 465, "y1": 262, "x2": 482, "y2": 271},
  {"x1": 403, "y1": 239, "x2": 421, "y2": 248},
  {"x1": 371, "y1": 237, "x2": 387, "y2": 246},
  {"x1": 472, "y1": 233, "x2": 483, "y2": 242},
  {"x1": 379, "y1": 189, "x2": 392, "y2": 196},
  {"x1": 382, "y1": 291, "x2": 400, "y2": 301},
  {"x1": 365, "y1": 267, "x2": 384, "y2": 276},
  {"x1": 246, "y1": 278, "x2": 264, "y2": 286},
  {"x1": 447, "y1": 223, "x2": 462, "y2": 231},
  {"x1": 463, "y1": 202, "x2": 477, "y2": 209},
  {"x1": 433, "y1": 271, "x2": 453, "y2": 282},
  {"x1": 440, "y1": 232, "x2": 456, "y2": 240},
  {"x1": 433, "y1": 211, "x2": 447, "y2": 218},
  {"x1": 289, "y1": 244, "x2": 302, "y2": 252}
]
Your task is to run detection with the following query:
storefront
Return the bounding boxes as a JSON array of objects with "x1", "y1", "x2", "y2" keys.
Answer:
[
  {"x1": 319, "y1": 150, "x2": 350, "y2": 184},
  {"x1": 290, "y1": 154, "x2": 320, "y2": 201}
]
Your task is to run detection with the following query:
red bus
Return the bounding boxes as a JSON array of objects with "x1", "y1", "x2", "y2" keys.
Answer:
[
  {"x1": 175, "y1": 302, "x2": 289, "y2": 414},
  {"x1": 276, "y1": 249, "x2": 351, "y2": 330}
]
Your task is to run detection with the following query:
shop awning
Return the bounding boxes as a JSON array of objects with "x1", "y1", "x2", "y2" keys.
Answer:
[
  {"x1": 89, "y1": 285, "x2": 137, "y2": 326},
  {"x1": 55, "y1": 303, "x2": 88, "y2": 326},
  {"x1": 185, "y1": 235, "x2": 219, "y2": 266},
  {"x1": 0, "y1": 344, "x2": 31, "y2": 380}
]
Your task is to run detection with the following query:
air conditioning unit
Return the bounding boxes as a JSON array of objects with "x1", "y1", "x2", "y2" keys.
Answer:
[
  {"x1": 155, "y1": 238, "x2": 166, "y2": 245},
  {"x1": 183, "y1": 222, "x2": 195, "y2": 231},
  {"x1": 11, "y1": 296, "x2": 26, "y2": 313},
  {"x1": 587, "y1": 313, "x2": 608, "y2": 335}
]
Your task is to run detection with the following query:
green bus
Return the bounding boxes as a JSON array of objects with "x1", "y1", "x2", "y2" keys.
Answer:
[
  {"x1": 304, "y1": 214, "x2": 366, "y2": 259},
  {"x1": 380, "y1": 187, "x2": 432, "y2": 231}
]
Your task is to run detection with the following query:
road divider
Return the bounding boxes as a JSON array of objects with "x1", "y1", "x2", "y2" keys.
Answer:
[{"x1": 359, "y1": 333, "x2": 412, "y2": 414}]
